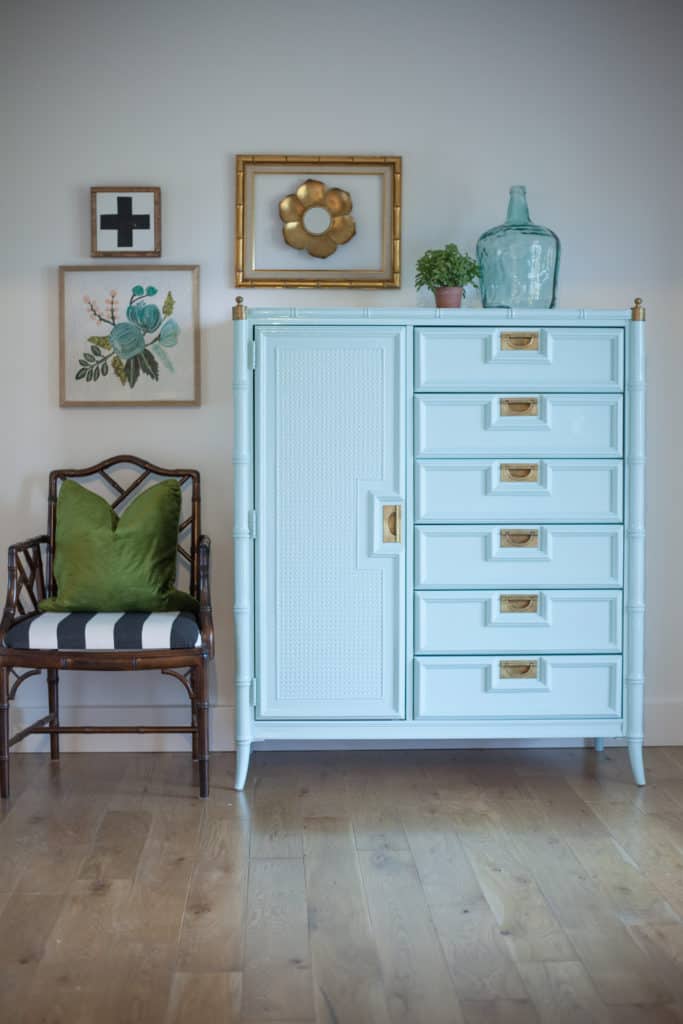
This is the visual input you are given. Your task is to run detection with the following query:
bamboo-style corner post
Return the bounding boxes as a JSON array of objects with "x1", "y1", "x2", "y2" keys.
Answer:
[
  {"x1": 232, "y1": 296, "x2": 253, "y2": 789},
  {"x1": 626, "y1": 298, "x2": 646, "y2": 785}
]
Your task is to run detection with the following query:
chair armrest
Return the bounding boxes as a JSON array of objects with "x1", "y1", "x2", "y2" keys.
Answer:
[
  {"x1": 198, "y1": 534, "x2": 214, "y2": 659},
  {"x1": 0, "y1": 535, "x2": 50, "y2": 642}
]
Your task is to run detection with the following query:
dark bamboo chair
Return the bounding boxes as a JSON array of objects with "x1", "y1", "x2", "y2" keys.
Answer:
[{"x1": 0, "y1": 455, "x2": 214, "y2": 798}]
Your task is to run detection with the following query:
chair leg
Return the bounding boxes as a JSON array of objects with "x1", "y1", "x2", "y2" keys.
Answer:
[
  {"x1": 47, "y1": 668, "x2": 60, "y2": 761},
  {"x1": 196, "y1": 661, "x2": 209, "y2": 798},
  {"x1": 0, "y1": 667, "x2": 10, "y2": 799},
  {"x1": 191, "y1": 688, "x2": 198, "y2": 762}
]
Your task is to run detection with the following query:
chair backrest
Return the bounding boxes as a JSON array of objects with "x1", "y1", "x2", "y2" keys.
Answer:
[{"x1": 47, "y1": 455, "x2": 201, "y2": 598}]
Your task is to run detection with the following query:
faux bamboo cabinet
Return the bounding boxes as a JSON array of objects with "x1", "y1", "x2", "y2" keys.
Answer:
[{"x1": 232, "y1": 300, "x2": 647, "y2": 789}]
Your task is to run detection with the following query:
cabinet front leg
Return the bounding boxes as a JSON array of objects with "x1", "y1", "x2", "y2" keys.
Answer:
[
  {"x1": 234, "y1": 741, "x2": 251, "y2": 791},
  {"x1": 628, "y1": 739, "x2": 646, "y2": 786}
]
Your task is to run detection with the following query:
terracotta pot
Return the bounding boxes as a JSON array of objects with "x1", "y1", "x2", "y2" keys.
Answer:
[{"x1": 434, "y1": 286, "x2": 463, "y2": 308}]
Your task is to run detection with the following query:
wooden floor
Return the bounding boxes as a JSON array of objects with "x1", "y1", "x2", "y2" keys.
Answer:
[{"x1": 3, "y1": 749, "x2": 683, "y2": 1023}]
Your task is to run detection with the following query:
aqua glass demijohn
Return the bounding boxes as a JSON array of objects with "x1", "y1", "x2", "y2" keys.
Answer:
[{"x1": 477, "y1": 186, "x2": 560, "y2": 308}]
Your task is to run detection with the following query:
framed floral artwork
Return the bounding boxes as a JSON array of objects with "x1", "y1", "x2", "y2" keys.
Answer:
[
  {"x1": 90, "y1": 186, "x2": 161, "y2": 257},
  {"x1": 235, "y1": 155, "x2": 401, "y2": 288},
  {"x1": 59, "y1": 265, "x2": 200, "y2": 407}
]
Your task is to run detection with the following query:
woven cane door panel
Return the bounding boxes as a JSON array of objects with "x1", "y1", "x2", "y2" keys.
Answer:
[{"x1": 256, "y1": 327, "x2": 405, "y2": 719}]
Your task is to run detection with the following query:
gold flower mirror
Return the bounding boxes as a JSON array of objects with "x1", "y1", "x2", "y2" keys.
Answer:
[{"x1": 279, "y1": 178, "x2": 356, "y2": 259}]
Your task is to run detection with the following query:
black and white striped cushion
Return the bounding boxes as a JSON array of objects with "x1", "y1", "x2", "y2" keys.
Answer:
[{"x1": 4, "y1": 612, "x2": 201, "y2": 651}]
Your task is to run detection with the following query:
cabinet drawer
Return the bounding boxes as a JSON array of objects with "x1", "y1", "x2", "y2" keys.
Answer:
[
  {"x1": 414, "y1": 327, "x2": 624, "y2": 392},
  {"x1": 415, "y1": 525, "x2": 623, "y2": 589},
  {"x1": 415, "y1": 394, "x2": 622, "y2": 458},
  {"x1": 414, "y1": 655, "x2": 622, "y2": 719},
  {"x1": 414, "y1": 590, "x2": 622, "y2": 654},
  {"x1": 415, "y1": 459, "x2": 623, "y2": 524}
]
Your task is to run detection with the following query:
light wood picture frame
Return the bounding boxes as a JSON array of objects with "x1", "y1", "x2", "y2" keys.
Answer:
[
  {"x1": 91, "y1": 186, "x2": 161, "y2": 257},
  {"x1": 59, "y1": 265, "x2": 200, "y2": 407},
  {"x1": 235, "y1": 155, "x2": 401, "y2": 288}
]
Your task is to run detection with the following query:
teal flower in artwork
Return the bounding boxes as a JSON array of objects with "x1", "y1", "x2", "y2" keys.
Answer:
[
  {"x1": 159, "y1": 318, "x2": 180, "y2": 347},
  {"x1": 76, "y1": 284, "x2": 180, "y2": 389},
  {"x1": 109, "y1": 321, "x2": 146, "y2": 360},
  {"x1": 127, "y1": 301, "x2": 162, "y2": 333}
]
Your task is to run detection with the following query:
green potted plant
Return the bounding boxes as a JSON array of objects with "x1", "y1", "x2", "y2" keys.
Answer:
[{"x1": 415, "y1": 243, "x2": 480, "y2": 308}]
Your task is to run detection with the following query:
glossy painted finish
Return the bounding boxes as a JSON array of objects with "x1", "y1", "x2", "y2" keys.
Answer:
[
  {"x1": 415, "y1": 393, "x2": 623, "y2": 458},
  {"x1": 254, "y1": 326, "x2": 405, "y2": 720},
  {"x1": 414, "y1": 525, "x2": 623, "y2": 589},
  {"x1": 233, "y1": 307, "x2": 645, "y2": 788},
  {"x1": 415, "y1": 326, "x2": 624, "y2": 392},
  {"x1": 414, "y1": 590, "x2": 622, "y2": 655},
  {"x1": 414, "y1": 655, "x2": 622, "y2": 720},
  {"x1": 415, "y1": 459, "x2": 624, "y2": 524}
]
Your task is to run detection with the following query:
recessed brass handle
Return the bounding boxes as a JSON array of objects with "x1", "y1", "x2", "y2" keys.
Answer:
[
  {"x1": 500, "y1": 594, "x2": 539, "y2": 613},
  {"x1": 500, "y1": 397, "x2": 538, "y2": 417},
  {"x1": 500, "y1": 463, "x2": 539, "y2": 483},
  {"x1": 500, "y1": 659, "x2": 538, "y2": 679},
  {"x1": 501, "y1": 331, "x2": 540, "y2": 351},
  {"x1": 383, "y1": 504, "x2": 402, "y2": 544},
  {"x1": 500, "y1": 529, "x2": 539, "y2": 548}
]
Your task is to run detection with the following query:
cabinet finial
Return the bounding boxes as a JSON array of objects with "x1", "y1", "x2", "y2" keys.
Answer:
[
  {"x1": 233, "y1": 296, "x2": 246, "y2": 320},
  {"x1": 631, "y1": 297, "x2": 646, "y2": 321}
]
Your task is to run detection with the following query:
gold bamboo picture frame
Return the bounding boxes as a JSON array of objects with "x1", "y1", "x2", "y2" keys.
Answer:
[
  {"x1": 59, "y1": 265, "x2": 200, "y2": 407},
  {"x1": 235, "y1": 155, "x2": 401, "y2": 288}
]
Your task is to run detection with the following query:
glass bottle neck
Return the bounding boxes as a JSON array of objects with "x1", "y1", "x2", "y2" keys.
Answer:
[{"x1": 506, "y1": 187, "x2": 531, "y2": 225}]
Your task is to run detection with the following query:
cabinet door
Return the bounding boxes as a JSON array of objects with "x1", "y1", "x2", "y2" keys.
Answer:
[{"x1": 255, "y1": 326, "x2": 405, "y2": 719}]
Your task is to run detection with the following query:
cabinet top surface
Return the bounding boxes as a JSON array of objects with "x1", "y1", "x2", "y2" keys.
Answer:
[{"x1": 240, "y1": 306, "x2": 635, "y2": 326}]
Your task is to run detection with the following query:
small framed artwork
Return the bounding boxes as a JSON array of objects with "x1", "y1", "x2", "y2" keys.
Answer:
[
  {"x1": 235, "y1": 155, "x2": 401, "y2": 288},
  {"x1": 59, "y1": 265, "x2": 200, "y2": 407},
  {"x1": 91, "y1": 186, "x2": 161, "y2": 257}
]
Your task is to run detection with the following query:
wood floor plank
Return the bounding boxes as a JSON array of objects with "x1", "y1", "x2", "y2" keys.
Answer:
[
  {"x1": 79, "y1": 808, "x2": 152, "y2": 881},
  {"x1": 461, "y1": 998, "x2": 540, "y2": 1023},
  {"x1": 165, "y1": 971, "x2": 241, "y2": 1023},
  {"x1": 176, "y1": 809, "x2": 250, "y2": 972},
  {"x1": 304, "y1": 816, "x2": 392, "y2": 1024},
  {"x1": 518, "y1": 961, "x2": 611, "y2": 1023},
  {"x1": 359, "y1": 847, "x2": 466, "y2": 1024},
  {"x1": 242, "y1": 857, "x2": 315, "y2": 1021},
  {"x1": 491, "y1": 798, "x2": 673, "y2": 1005},
  {"x1": 345, "y1": 759, "x2": 410, "y2": 852},
  {"x1": 453, "y1": 807, "x2": 575, "y2": 963},
  {"x1": 590, "y1": 801, "x2": 683, "y2": 917},
  {"x1": 250, "y1": 769, "x2": 304, "y2": 859},
  {"x1": 402, "y1": 803, "x2": 528, "y2": 1001}
]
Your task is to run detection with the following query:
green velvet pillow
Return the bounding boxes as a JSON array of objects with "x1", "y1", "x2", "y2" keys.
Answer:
[{"x1": 39, "y1": 479, "x2": 198, "y2": 614}]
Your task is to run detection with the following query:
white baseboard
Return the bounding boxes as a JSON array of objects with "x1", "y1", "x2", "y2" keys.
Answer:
[{"x1": 9, "y1": 699, "x2": 683, "y2": 752}]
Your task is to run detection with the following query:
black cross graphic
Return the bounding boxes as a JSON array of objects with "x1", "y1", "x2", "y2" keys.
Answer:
[{"x1": 99, "y1": 196, "x2": 150, "y2": 248}]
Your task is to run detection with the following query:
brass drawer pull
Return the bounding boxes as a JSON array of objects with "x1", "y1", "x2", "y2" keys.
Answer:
[
  {"x1": 501, "y1": 331, "x2": 540, "y2": 351},
  {"x1": 500, "y1": 397, "x2": 538, "y2": 417},
  {"x1": 500, "y1": 463, "x2": 539, "y2": 483},
  {"x1": 500, "y1": 529, "x2": 539, "y2": 548},
  {"x1": 383, "y1": 504, "x2": 402, "y2": 543},
  {"x1": 500, "y1": 659, "x2": 538, "y2": 679},
  {"x1": 500, "y1": 594, "x2": 538, "y2": 613}
]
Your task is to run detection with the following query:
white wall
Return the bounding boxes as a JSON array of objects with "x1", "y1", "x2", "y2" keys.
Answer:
[{"x1": 2, "y1": 0, "x2": 682, "y2": 750}]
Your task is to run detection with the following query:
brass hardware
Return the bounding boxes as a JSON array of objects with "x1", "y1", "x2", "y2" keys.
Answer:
[
  {"x1": 383, "y1": 504, "x2": 402, "y2": 544},
  {"x1": 279, "y1": 179, "x2": 356, "y2": 259},
  {"x1": 500, "y1": 463, "x2": 539, "y2": 483},
  {"x1": 500, "y1": 594, "x2": 539, "y2": 613},
  {"x1": 500, "y1": 529, "x2": 539, "y2": 548},
  {"x1": 631, "y1": 297, "x2": 646, "y2": 321},
  {"x1": 500, "y1": 397, "x2": 538, "y2": 417},
  {"x1": 501, "y1": 331, "x2": 540, "y2": 351},
  {"x1": 500, "y1": 660, "x2": 538, "y2": 679},
  {"x1": 232, "y1": 296, "x2": 246, "y2": 320}
]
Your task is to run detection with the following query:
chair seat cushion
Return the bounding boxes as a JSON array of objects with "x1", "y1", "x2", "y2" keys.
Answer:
[{"x1": 4, "y1": 611, "x2": 201, "y2": 651}]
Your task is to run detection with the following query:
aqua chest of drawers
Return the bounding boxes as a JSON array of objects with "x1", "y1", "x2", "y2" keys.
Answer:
[{"x1": 232, "y1": 301, "x2": 646, "y2": 788}]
